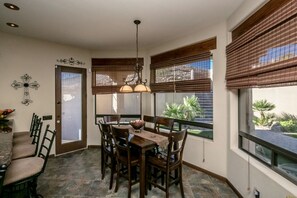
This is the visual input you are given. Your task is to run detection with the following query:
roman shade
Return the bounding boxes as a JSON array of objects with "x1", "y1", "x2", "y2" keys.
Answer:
[
  {"x1": 150, "y1": 37, "x2": 216, "y2": 93},
  {"x1": 226, "y1": 0, "x2": 297, "y2": 89},
  {"x1": 92, "y1": 58, "x2": 144, "y2": 94}
]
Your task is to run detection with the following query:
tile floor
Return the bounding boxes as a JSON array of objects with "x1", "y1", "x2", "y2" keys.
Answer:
[{"x1": 37, "y1": 148, "x2": 238, "y2": 198}]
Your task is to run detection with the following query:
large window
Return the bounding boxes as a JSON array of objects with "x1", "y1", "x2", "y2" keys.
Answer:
[
  {"x1": 226, "y1": 0, "x2": 297, "y2": 184},
  {"x1": 239, "y1": 87, "x2": 297, "y2": 184},
  {"x1": 92, "y1": 58, "x2": 142, "y2": 122},
  {"x1": 151, "y1": 38, "x2": 216, "y2": 139}
]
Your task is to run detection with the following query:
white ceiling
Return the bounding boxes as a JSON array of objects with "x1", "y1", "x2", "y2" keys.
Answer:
[{"x1": 0, "y1": 0, "x2": 244, "y2": 50}]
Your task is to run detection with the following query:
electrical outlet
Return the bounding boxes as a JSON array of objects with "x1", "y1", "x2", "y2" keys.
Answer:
[
  {"x1": 43, "y1": 115, "x2": 52, "y2": 120},
  {"x1": 254, "y1": 189, "x2": 260, "y2": 198}
]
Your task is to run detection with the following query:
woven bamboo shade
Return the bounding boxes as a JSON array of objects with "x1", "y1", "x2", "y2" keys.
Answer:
[
  {"x1": 92, "y1": 58, "x2": 143, "y2": 94},
  {"x1": 150, "y1": 38, "x2": 216, "y2": 93},
  {"x1": 226, "y1": 0, "x2": 297, "y2": 89}
]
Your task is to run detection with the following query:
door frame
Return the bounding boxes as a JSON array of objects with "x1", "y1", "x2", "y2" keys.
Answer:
[{"x1": 55, "y1": 65, "x2": 87, "y2": 155}]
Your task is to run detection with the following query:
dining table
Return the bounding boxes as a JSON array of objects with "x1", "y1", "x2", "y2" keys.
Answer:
[{"x1": 117, "y1": 126, "x2": 169, "y2": 198}]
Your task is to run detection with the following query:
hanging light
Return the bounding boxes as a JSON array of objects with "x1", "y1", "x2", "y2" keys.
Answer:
[{"x1": 120, "y1": 20, "x2": 151, "y2": 93}]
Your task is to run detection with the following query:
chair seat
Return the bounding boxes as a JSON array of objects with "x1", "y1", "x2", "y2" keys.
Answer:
[
  {"x1": 3, "y1": 157, "x2": 44, "y2": 186},
  {"x1": 147, "y1": 155, "x2": 178, "y2": 170},
  {"x1": 118, "y1": 153, "x2": 139, "y2": 165},
  {"x1": 13, "y1": 131, "x2": 30, "y2": 138},
  {"x1": 13, "y1": 135, "x2": 32, "y2": 145},
  {"x1": 12, "y1": 144, "x2": 36, "y2": 160}
]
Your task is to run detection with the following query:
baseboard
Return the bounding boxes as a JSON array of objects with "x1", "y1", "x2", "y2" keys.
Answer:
[
  {"x1": 226, "y1": 179, "x2": 243, "y2": 198},
  {"x1": 183, "y1": 161, "x2": 243, "y2": 198},
  {"x1": 88, "y1": 145, "x2": 101, "y2": 149}
]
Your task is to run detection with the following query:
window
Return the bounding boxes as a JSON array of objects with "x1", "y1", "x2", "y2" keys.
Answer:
[
  {"x1": 92, "y1": 58, "x2": 142, "y2": 122},
  {"x1": 239, "y1": 87, "x2": 297, "y2": 183},
  {"x1": 150, "y1": 38, "x2": 216, "y2": 139},
  {"x1": 95, "y1": 93, "x2": 141, "y2": 123},
  {"x1": 226, "y1": 0, "x2": 297, "y2": 183}
]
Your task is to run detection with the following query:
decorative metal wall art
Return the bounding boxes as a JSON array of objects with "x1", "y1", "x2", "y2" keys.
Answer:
[
  {"x1": 11, "y1": 74, "x2": 40, "y2": 106},
  {"x1": 56, "y1": 57, "x2": 85, "y2": 66}
]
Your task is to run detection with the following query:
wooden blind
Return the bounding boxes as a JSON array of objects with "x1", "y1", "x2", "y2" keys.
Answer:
[
  {"x1": 226, "y1": 0, "x2": 297, "y2": 89},
  {"x1": 150, "y1": 37, "x2": 216, "y2": 93},
  {"x1": 92, "y1": 58, "x2": 143, "y2": 94}
]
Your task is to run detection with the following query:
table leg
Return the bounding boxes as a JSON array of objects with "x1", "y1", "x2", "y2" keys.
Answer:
[
  {"x1": 101, "y1": 140, "x2": 104, "y2": 177},
  {"x1": 139, "y1": 149, "x2": 146, "y2": 198}
]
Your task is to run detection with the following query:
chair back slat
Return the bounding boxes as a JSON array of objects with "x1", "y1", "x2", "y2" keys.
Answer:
[
  {"x1": 143, "y1": 115, "x2": 156, "y2": 132},
  {"x1": 154, "y1": 116, "x2": 174, "y2": 133},
  {"x1": 111, "y1": 126, "x2": 130, "y2": 161},
  {"x1": 29, "y1": 113, "x2": 36, "y2": 134},
  {"x1": 103, "y1": 115, "x2": 121, "y2": 125},
  {"x1": 98, "y1": 122, "x2": 115, "y2": 153},
  {"x1": 167, "y1": 129, "x2": 188, "y2": 164},
  {"x1": 30, "y1": 114, "x2": 39, "y2": 137},
  {"x1": 32, "y1": 118, "x2": 43, "y2": 144},
  {"x1": 37, "y1": 124, "x2": 56, "y2": 172}
]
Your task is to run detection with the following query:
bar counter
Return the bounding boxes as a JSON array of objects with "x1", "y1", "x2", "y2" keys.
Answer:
[{"x1": 0, "y1": 120, "x2": 13, "y2": 167}]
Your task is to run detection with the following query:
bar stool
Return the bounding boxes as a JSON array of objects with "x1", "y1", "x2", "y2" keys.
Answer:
[{"x1": 2, "y1": 125, "x2": 56, "y2": 198}]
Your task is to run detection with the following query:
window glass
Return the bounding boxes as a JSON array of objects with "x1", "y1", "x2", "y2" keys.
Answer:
[
  {"x1": 156, "y1": 92, "x2": 213, "y2": 124},
  {"x1": 96, "y1": 93, "x2": 140, "y2": 115},
  {"x1": 277, "y1": 154, "x2": 297, "y2": 180},
  {"x1": 95, "y1": 71, "x2": 135, "y2": 86},
  {"x1": 239, "y1": 86, "x2": 297, "y2": 183},
  {"x1": 155, "y1": 60, "x2": 211, "y2": 83}
]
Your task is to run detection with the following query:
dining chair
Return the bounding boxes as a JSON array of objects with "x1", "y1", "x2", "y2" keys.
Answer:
[
  {"x1": 154, "y1": 116, "x2": 174, "y2": 134},
  {"x1": 12, "y1": 118, "x2": 43, "y2": 160},
  {"x1": 13, "y1": 113, "x2": 38, "y2": 143},
  {"x1": 98, "y1": 121, "x2": 116, "y2": 190},
  {"x1": 111, "y1": 126, "x2": 139, "y2": 198},
  {"x1": 143, "y1": 115, "x2": 156, "y2": 132},
  {"x1": 103, "y1": 115, "x2": 121, "y2": 125},
  {"x1": 147, "y1": 128, "x2": 188, "y2": 198},
  {"x1": 2, "y1": 124, "x2": 56, "y2": 198}
]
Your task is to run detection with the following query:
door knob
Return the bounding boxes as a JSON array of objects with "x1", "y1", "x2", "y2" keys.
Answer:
[{"x1": 57, "y1": 120, "x2": 60, "y2": 124}]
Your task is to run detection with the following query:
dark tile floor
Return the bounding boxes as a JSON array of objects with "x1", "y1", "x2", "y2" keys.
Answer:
[{"x1": 37, "y1": 148, "x2": 238, "y2": 198}]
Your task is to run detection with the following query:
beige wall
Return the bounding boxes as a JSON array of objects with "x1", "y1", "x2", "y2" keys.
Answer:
[
  {"x1": 227, "y1": 0, "x2": 297, "y2": 197},
  {"x1": 147, "y1": 22, "x2": 229, "y2": 178},
  {"x1": 0, "y1": 32, "x2": 98, "y2": 153}
]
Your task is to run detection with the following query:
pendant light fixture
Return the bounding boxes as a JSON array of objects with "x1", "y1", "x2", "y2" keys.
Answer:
[{"x1": 120, "y1": 20, "x2": 151, "y2": 93}]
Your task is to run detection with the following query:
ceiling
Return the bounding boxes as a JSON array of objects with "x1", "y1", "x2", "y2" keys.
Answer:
[{"x1": 0, "y1": 0, "x2": 244, "y2": 51}]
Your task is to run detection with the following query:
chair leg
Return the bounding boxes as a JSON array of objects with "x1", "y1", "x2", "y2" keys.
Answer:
[
  {"x1": 101, "y1": 145, "x2": 104, "y2": 179},
  {"x1": 114, "y1": 162, "x2": 120, "y2": 193},
  {"x1": 30, "y1": 178, "x2": 38, "y2": 197},
  {"x1": 109, "y1": 159, "x2": 115, "y2": 190},
  {"x1": 101, "y1": 152, "x2": 105, "y2": 180},
  {"x1": 128, "y1": 165, "x2": 132, "y2": 198},
  {"x1": 148, "y1": 165, "x2": 152, "y2": 191},
  {"x1": 179, "y1": 166, "x2": 185, "y2": 198},
  {"x1": 166, "y1": 171, "x2": 170, "y2": 198}
]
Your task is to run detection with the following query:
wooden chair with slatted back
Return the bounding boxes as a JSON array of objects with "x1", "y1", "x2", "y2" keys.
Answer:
[
  {"x1": 147, "y1": 128, "x2": 188, "y2": 198},
  {"x1": 154, "y1": 116, "x2": 174, "y2": 134},
  {"x1": 111, "y1": 126, "x2": 139, "y2": 198},
  {"x1": 143, "y1": 115, "x2": 156, "y2": 132},
  {"x1": 98, "y1": 121, "x2": 116, "y2": 189},
  {"x1": 103, "y1": 115, "x2": 121, "y2": 126}
]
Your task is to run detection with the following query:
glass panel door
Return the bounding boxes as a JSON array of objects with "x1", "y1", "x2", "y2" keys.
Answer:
[
  {"x1": 55, "y1": 66, "x2": 87, "y2": 154},
  {"x1": 61, "y1": 72, "x2": 82, "y2": 144}
]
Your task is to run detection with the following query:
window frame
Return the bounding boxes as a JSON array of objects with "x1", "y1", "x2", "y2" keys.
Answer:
[{"x1": 238, "y1": 89, "x2": 297, "y2": 185}]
